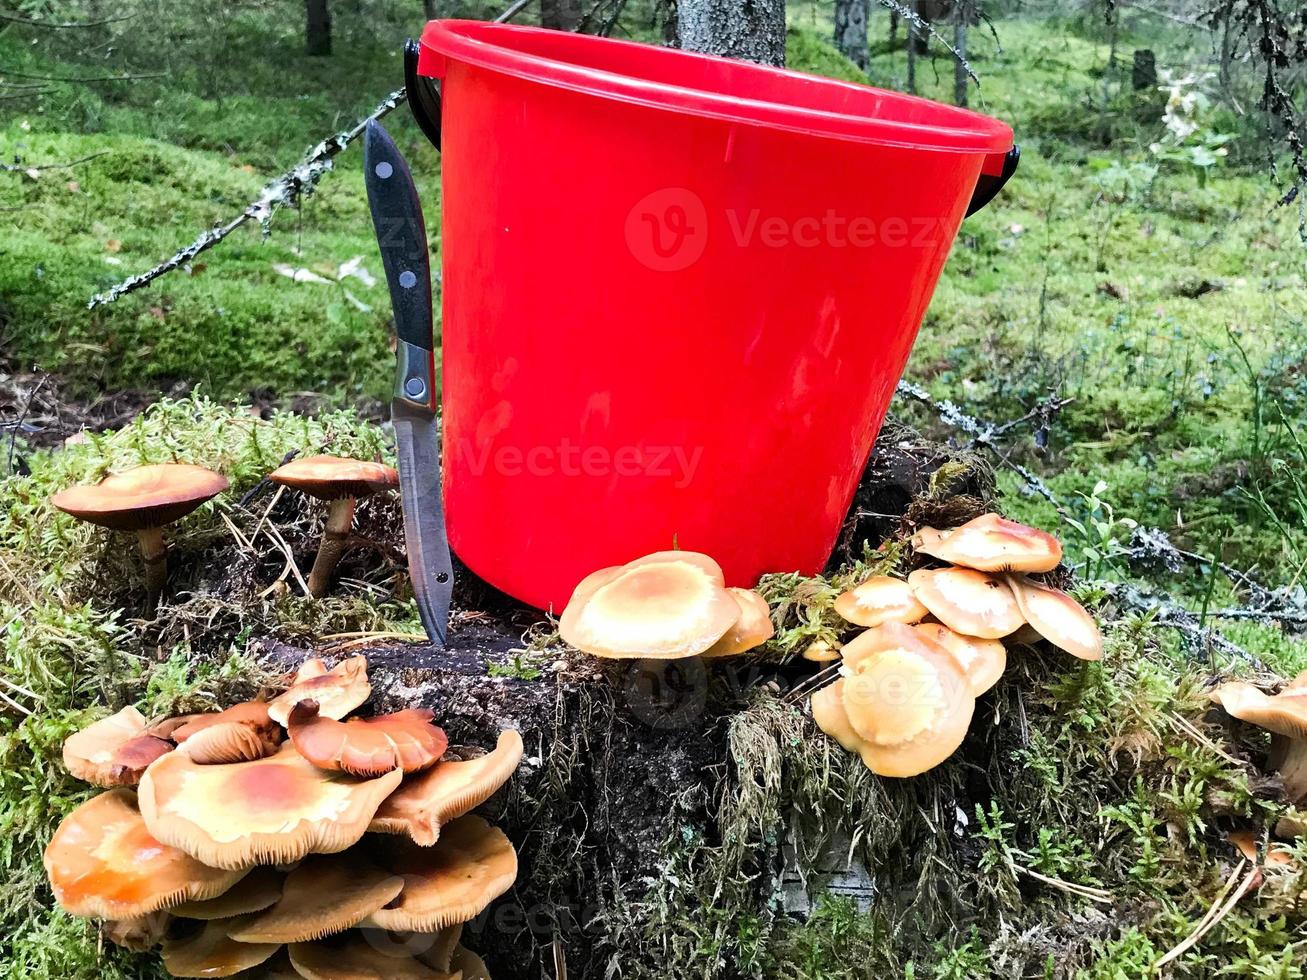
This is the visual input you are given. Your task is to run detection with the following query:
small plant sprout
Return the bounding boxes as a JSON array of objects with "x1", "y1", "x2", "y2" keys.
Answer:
[
  {"x1": 1210, "y1": 680, "x2": 1307, "y2": 806},
  {"x1": 50, "y1": 463, "x2": 229, "y2": 614},
  {"x1": 559, "y1": 551, "x2": 741, "y2": 659},
  {"x1": 267, "y1": 455, "x2": 399, "y2": 598},
  {"x1": 833, "y1": 575, "x2": 928, "y2": 628},
  {"x1": 286, "y1": 701, "x2": 449, "y2": 776}
]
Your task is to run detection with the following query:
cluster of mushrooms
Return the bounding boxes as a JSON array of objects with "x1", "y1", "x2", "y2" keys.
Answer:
[
  {"x1": 559, "y1": 550, "x2": 775, "y2": 659},
  {"x1": 46, "y1": 656, "x2": 524, "y2": 979},
  {"x1": 50, "y1": 454, "x2": 401, "y2": 609},
  {"x1": 812, "y1": 513, "x2": 1103, "y2": 777}
]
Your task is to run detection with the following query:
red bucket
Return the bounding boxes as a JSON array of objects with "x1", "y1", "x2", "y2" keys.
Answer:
[{"x1": 412, "y1": 21, "x2": 1016, "y2": 612}]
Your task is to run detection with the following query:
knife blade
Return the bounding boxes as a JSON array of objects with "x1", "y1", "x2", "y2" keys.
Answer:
[{"x1": 363, "y1": 119, "x2": 452, "y2": 646}]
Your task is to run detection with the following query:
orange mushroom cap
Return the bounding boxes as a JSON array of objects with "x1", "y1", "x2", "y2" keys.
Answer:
[
  {"x1": 288, "y1": 702, "x2": 449, "y2": 777},
  {"x1": 289, "y1": 935, "x2": 458, "y2": 980},
  {"x1": 267, "y1": 657, "x2": 372, "y2": 728},
  {"x1": 138, "y1": 743, "x2": 402, "y2": 870},
  {"x1": 173, "y1": 700, "x2": 284, "y2": 765},
  {"x1": 701, "y1": 588, "x2": 775, "y2": 658},
  {"x1": 50, "y1": 463, "x2": 228, "y2": 532},
  {"x1": 907, "y1": 567, "x2": 1025, "y2": 639},
  {"x1": 161, "y1": 917, "x2": 281, "y2": 978},
  {"x1": 360, "y1": 815, "x2": 518, "y2": 933},
  {"x1": 836, "y1": 622, "x2": 976, "y2": 777},
  {"x1": 802, "y1": 640, "x2": 842, "y2": 663},
  {"x1": 370, "y1": 729, "x2": 524, "y2": 847},
  {"x1": 1210, "y1": 682, "x2": 1307, "y2": 740},
  {"x1": 43, "y1": 789, "x2": 247, "y2": 920},
  {"x1": 833, "y1": 576, "x2": 929, "y2": 628},
  {"x1": 914, "y1": 623, "x2": 1007, "y2": 696},
  {"x1": 63, "y1": 706, "x2": 175, "y2": 787},
  {"x1": 912, "y1": 513, "x2": 1063, "y2": 573},
  {"x1": 559, "y1": 554, "x2": 740, "y2": 659},
  {"x1": 171, "y1": 866, "x2": 284, "y2": 920},
  {"x1": 1006, "y1": 576, "x2": 1103, "y2": 661},
  {"x1": 268, "y1": 455, "x2": 399, "y2": 501},
  {"x1": 228, "y1": 852, "x2": 404, "y2": 944}
]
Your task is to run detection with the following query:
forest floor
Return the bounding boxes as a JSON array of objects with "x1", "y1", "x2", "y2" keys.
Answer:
[{"x1": 3, "y1": 4, "x2": 1307, "y2": 978}]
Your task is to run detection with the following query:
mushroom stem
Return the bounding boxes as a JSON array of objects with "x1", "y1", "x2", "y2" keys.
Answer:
[
  {"x1": 135, "y1": 526, "x2": 168, "y2": 615},
  {"x1": 1268, "y1": 735, "x2": 1307, "y2": 804},
  {"x1": 308, "y1": 497, "x2": 356, "y2": 598}
]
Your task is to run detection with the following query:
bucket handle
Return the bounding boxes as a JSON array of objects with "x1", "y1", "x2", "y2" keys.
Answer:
[
  {"x1": 406, "y1": 39, "x2": 444, "y2": 150},
  {"x1": 965, "y1": 145, "x2": 1019, "y2": 217}
]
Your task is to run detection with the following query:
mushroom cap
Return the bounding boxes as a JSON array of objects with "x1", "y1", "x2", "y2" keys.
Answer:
[
  {"x1": 228, "y1": 852, "x2": 404, "y2": 944},
  {"x1": 907, "y1": 567, "x2": 1025, "y2": 639},
  {"x1": 138, "y1": 743, "x2": 403, "y2": 870},
  {"x1": 811, "y1": 679, "x2": 870, "y2": 758},
  {"x1": 50, "y1": 463, "x2": 228, "y2": 531},
  {"x1": 833, "y1": 576, "x2": 929, "y2": 628},
  {"x1": 564, "y1": 565, "x2": 624, "y2": 606},
  {"x1": 802, "y1": 640, "x2": 841, "y2": 663},
  {"x1": 103, "y1": 912, "x2": 170, "y2": 952},
  {"x1": 701, "y1": 588, "x2": 775, "y2": 658},
  {"x1": 370, "y1": 730, "x2": 525, "y2": 847},
  {"x1": 267, "y1": 657, "x2": 372, "y2": 728},
  {"x1": 912, "y1": 513, "x2": 1062, "y2": 573},
  {"x1": 288, "y1": 702, "x2": 448, "y2": 777},
  {"x1": 288, "y1": 935, "x2": 457, "y2": 980},
  {"x1": 360, "y1": 815, "x2": 518, "y2": 933},
  {"x1": 914, "y1": 623, "x2": 1007, "y2": 696},
  {"x1": 624, "y1": 549, "x2": 727, "y2": 584},
  {"x1": 1210, "y1": 682, "x2": 1307, "y2": 740},
  {"x1": 837, "y1": 622, "x2": 976, "y2": 777},
  {"x1": 449, "y1": 945, "x2": 492, "y2": 980},
  {"x1": 62, "y1": 706, "x2": 174, "y2": 787},
  {"x1": 174, "y1": 701, "x2": 284, "y2": 765},
  {"x1": 43, "y1": 789, "x2": 247, "y2": 919},
  {"x1": 559, "y1": 556, "x2": 740, "y2": 659},
  {"x1": 1007, "y1": 576, "x2": 1103, "y2": 661},
  {"x1": 267, "y1": 455, "x2": 399, "y2": 501},
  {"x1": 161, "y1": 917, "x2": 281, "y2": 978},
  {"x1": 171, "y1": 866, "x2": 285, "y2": 920}
]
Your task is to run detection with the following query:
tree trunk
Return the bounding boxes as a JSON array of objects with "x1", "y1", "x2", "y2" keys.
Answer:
[
  {"x1": 906, "y1": 10, "x2": 917, "y2": 93},
  {"x1": 541, "y1": 0, "x2": 583, "y2": 31},
  {"x1": 889, "y1": 8, "x2": 899, "y2": 49},
  {"x1": 834, "y1": 0, "x2": 870, "y2": 71},
  {"x1": 913, "y1": 0, "x2": 930, "y2": 54},
  {"x1": 677, "y1": 0, "x2": 786, "y2": 67},
  {"x1": 423, "y1": 0, "x2": 438, "y2": 20},
  {"x1": 305, "y1": 0, "x2": 331, "y2": 56},
  {"x1": 953, "y1": 0, "x2": 968, "y2": 106}
]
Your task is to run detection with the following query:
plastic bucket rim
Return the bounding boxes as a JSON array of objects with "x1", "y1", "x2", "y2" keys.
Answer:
[{"x1": 418, "y1": 20, "x2": 1014, "y2": 155}]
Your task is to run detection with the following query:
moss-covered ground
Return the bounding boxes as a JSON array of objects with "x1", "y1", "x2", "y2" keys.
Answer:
[{"x1": 3, "y1": 2, "x2": 1307, "y2": 977}]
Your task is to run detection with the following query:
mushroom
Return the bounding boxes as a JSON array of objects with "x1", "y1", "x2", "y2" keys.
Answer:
[
  {"x1": 43, "y1": 789, "x2": 247, "y2": 920},
  {"x1": 287, "y1": 702, "x2": 448, "y2": 777},
  {"x1": 171, "y1": 866, "x2": 285, "y2": 920},
  {"x1": 267, "y1": 455, "x2": 399, "y2": 598},
  {"x1": 228, "y1": 852, "x2": 404, "y2": 944},
  {"x1": 907, "y1": 567, "x2": 1025, "y2": 639},
  {"x1": 172, "y1": 700, "x2": 284, "y2": 764},
  {"x1": 1210, "y1": 681, "x2": 1307, "y2": 805},
  {"x1": 50, "y1": 463, "x2": 229, "y2": 613},
  {"x1": 63, "y1": 706, "x2": 173, "y2": 787},
  {"x1": 1227, "y1": 829, "x2": 1298, "y2": 887},
  {"x1": 360, "y1": 815, "x2": 518, "y2": 932},
  {"x1": 449, "y1": 945, "x2": 492, "y2": 980},
  {"x1": 370, "y1": 729, "x2": 525, "y2": 846},
  {"x1": 558, "y1": 551, "x2": 740, "y2": 659},
  {"x1": 815, "y1": 622, "x2": 976, "y2": 777},
  {"x1": 267, "y1": 657, "x2": 372, "y2": 728},
  {"x1": 914, "y1": 622, "x2": 1007, "y2": 696},
  {"x1": 802, "y1": 640, "x2": 841, "y2": 663},
  {"x1": 701, "y1": 588, "x2": 775, "y2": 657},
  {"x1": 1006, "y1": 576, "x2": 1103, "y2": 661},
  {"x1": 912, "y1": 513, "x2": 1062, "y2": 573},
  {"x1": 288, "y1": 935, "x2": 457, "y2": 980},
  {"x1": 103, "y1": 912, "x2": 170, "y2": 952},
  {"x1": 161, "y1": 917, "x2": 281, "y2": 978},
  {"x1": 138, "y1": 743, "x2": 403, "y2": 870},
  {"x1": 413, "y1": 925, "x2": 464, "y2": 974},
  {"x1": 833, "y1": 576, "x2": 928, "y2": 628}
]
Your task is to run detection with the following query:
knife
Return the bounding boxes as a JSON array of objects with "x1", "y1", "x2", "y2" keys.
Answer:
[{"x1": 363, "y1": 119, "x2": 452, "y2": 647}]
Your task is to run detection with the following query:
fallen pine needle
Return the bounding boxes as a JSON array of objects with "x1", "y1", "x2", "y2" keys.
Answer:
[
  {"x1": 1013, "y1": 863, "x2": 1114, "y2": 903},
  {"x1": 1155, "y1": 860, "x2": 1259, "y2": 968}
]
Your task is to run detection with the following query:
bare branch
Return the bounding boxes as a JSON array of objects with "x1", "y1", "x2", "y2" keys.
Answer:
[
  {"x1": 0, "y1": 11, "x2": 136, "y2": 28},
  {"x1": 1, "y1": 151, "x2": 110, "y2": 174},
  {"x1": 875, "y1": 0, "x2": 980, "y2": 85}
]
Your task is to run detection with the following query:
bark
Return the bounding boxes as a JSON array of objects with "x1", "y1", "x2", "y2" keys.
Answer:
[
  {"x1": 677, "y1": 0, "x2": 786, "y2": 67},
  {"x1": 834, "y1": 0, "x2": 870, "y2": 71},
  {"x1": 953, "y1": 0, "x2": 968, "y2": 106},
  {"x1": 541, "y1": 0, "x2": 583, "y2": 31},
  {"x1": 305, "y1": 0, "x2": 331, "y2": 56}
]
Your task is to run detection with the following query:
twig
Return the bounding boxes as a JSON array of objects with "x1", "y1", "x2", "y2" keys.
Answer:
[
  {"x1": 0, "y1": 68, "x2": 166, "y2": 83},
  {"x1": 875, "y1": 0, "x2": 981, "y2": 85},
  {"x1": 0, "y1": 11, "x2": 136, "y2": 28},
  {"x1": 0, "y1": 151, "x2": 109, "y2": 174},
  {"x1": 1012, "y1": 863, "x2": 1114, "y2": 903},
  {"x1": 1155, "y1": 861, "x2": 1259, "y2": 968},
  {"x1": 4, "y1": 371, "x2": 46, "y2": 476}
]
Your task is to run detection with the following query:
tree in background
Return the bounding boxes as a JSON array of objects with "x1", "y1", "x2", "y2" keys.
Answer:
[
  {"x1": 306, "y1": 0, "x2": 331, "y2": 56},
  {"x1": 678, "y1": 0, "x2": 787, "y2": 66},
  {"x1": 542, "y1": 0, "x2": 584, "y2": 31},
  {"x1": 835, "y1": 0, "x2": 870, "y2": 71}
]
